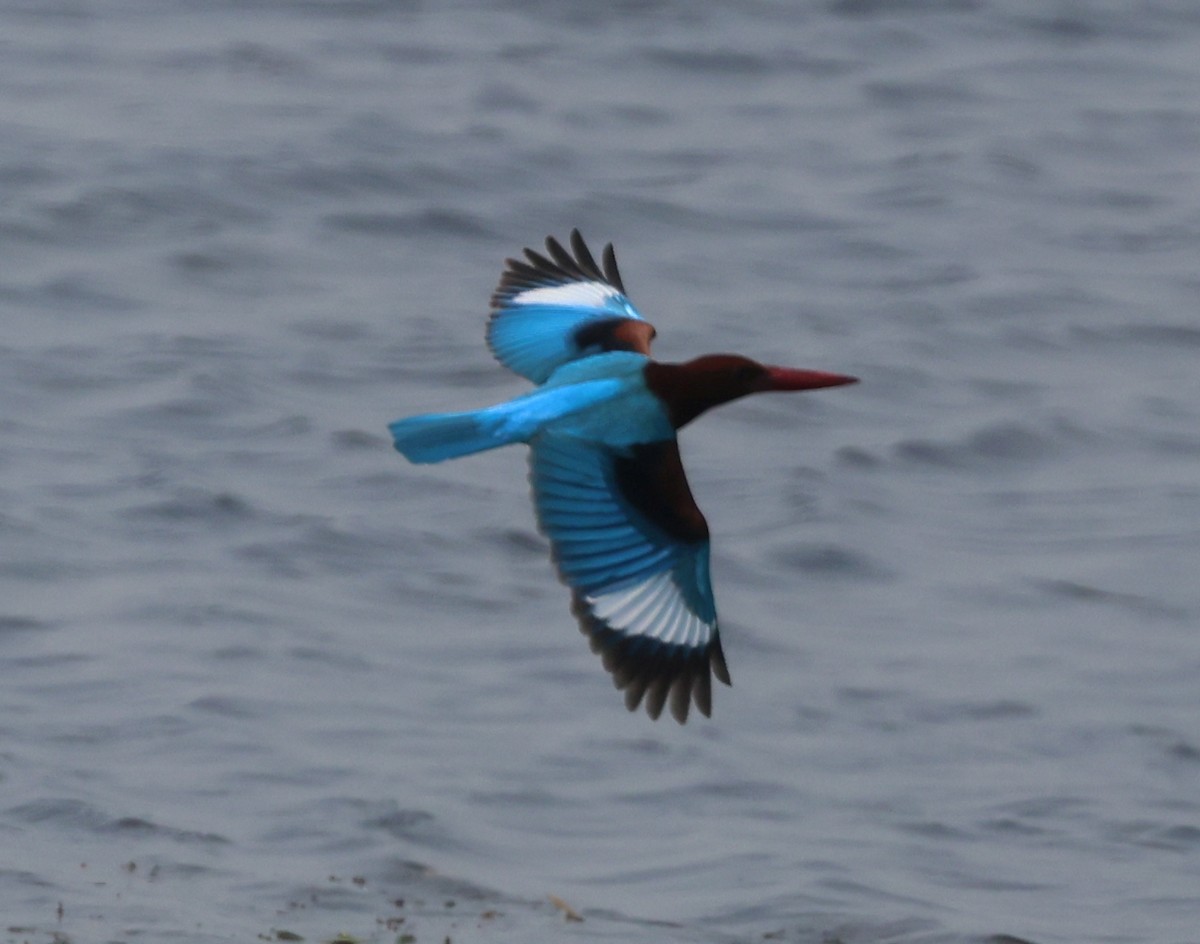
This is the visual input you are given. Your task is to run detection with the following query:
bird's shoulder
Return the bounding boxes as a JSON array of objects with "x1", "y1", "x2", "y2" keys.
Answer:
[
  {"x1": 540, "y1": 350, "x2": 651, "y2": 387},
  {"x1": 535, "y1": 353, "x2": 672, "y2": 446}
]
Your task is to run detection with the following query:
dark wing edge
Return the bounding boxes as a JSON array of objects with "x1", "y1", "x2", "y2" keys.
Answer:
[
  {"x1": 574, "y1": 597, "x2": 732, "y2": 723},
  {"x1": 490, "y1": 228, "x2": 626, "y2": 306}
]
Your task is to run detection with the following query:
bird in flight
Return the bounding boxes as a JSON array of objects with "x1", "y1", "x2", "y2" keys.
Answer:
[{"x1": 389, "y1": 231, "x2": 856, "y2": 723}]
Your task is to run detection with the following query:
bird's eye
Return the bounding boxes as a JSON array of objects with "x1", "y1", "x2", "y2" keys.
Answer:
[{"x1": 735, "y1": 364, "x2": 763, "y2": 383}]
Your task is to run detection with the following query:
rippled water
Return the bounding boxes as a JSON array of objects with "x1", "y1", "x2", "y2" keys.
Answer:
[{"x1": 3, "y1": 2, "x2": 1199, "y2": 942}]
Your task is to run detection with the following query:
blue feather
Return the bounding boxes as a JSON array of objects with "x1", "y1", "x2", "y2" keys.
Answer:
[
  {"x1": 389, "y1": 411, "x2": 507, "y2": 464},
  {"x1": 489, "y1": 297, "x2": 646, "y2": 383},
  {"x1": 389, "y1": 378, "x2": 625, "y2": 464}
]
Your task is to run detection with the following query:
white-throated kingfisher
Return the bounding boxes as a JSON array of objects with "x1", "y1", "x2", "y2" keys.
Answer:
[{"x1": 389, "y1": 231, "x2": 857, "y2": 723}]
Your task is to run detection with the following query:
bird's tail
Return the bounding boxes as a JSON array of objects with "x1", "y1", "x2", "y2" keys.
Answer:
[{"x1": 389, "y1": 409, "x2": 518, "y2": 464}]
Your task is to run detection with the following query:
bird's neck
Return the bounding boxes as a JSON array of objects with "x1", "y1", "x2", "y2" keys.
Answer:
[{"x1": 643, "y1": 361, "x2": 745, "y2": 430}]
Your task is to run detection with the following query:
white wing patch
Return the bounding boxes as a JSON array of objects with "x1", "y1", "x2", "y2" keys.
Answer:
[
  {"x1": 587, "y1": 571, "x2": 712, "y2": 652},
  {"x1": 512, "y1": 281, "x2": 623, "y2": 308}
]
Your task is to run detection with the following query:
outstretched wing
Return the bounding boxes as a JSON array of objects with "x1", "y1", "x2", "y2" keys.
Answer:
[
  {"x1": 488, "y1": 230, "x2": 656, "y2": 384},
  {"x1": 529, "y1": 433, "x2": 731, "y2": 723}
]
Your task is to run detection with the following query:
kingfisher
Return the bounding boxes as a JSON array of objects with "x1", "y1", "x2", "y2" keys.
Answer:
[{"x1": 389, "y1": 231, "x2": 857, "y2": 723}]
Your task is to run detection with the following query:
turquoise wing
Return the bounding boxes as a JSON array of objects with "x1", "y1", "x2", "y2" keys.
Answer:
[
  {"x1": 529, "y1": 433, "x2": 730, "y2": 723},
  {"x1": 487, "y1": 230, "x2": 656, "y2": 384}
]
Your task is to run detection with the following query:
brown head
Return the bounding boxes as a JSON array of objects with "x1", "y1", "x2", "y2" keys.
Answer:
[{"x1": 644, "y1": 354, "x2": 858, "y2": 429}]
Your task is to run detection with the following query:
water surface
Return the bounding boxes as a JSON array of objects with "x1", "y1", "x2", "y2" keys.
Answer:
[{"x1": 3, "y1": 2, "x2": 1199, "y2": 942}]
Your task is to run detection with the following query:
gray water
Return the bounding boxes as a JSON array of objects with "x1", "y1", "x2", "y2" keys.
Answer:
[{"x1": 3, "y1": 2, "x2": 1199, "y2": 942}]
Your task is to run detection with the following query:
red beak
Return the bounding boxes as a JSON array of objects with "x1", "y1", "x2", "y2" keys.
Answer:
[{"x1": 763, "y1": 367, "x2": 859, "y2": 391}]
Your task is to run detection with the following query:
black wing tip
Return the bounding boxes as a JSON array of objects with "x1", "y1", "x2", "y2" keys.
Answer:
[
  {"x1": 600, "y1": 241, "x2": 625, "y2": 294},
  {"x1": 492, "y1": 230, "x2": 625, "y2": 305},
  {"x1": 710, "y1": 632, "x2": 732, "y2": 687},
  {"x1": 571, "y1": 596, "x2": 725, "y2": 725}
]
